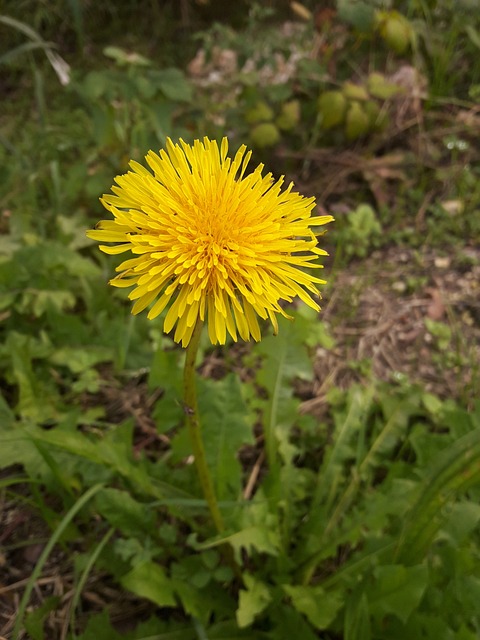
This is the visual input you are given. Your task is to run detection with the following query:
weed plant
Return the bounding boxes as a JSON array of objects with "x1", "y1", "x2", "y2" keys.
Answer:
[{"x1": 1, "y1": 2, "x2": 479, "y2": 639}]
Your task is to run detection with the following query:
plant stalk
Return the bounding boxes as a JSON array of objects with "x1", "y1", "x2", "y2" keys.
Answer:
[{"x1": 183, "y1": 319, "x2": 225, "y2": 533}]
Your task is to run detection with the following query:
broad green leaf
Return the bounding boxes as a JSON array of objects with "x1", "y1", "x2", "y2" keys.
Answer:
[
  {"x1": 4, "y1": 331, "x2": 56, "y2": 422},
  {"x1": 120, "y1": 561, "x2": 176, "y2": 607},
  {"x1": 172, "y1": 579, "x2": 235, "y2": 623},
  {"x1": 50, "y1": 345, "x2": 113, "y2": 373},
  {"x1": 337, "y1": 0, "x2": 376, "y2": 31},
  {"x1": 150, "y1": 68, "x2": 192, "y2": 102},
  {"x1": 367, "y1": 564, "x2": 428, "y2": 624},
  {"x1": 283, "y1": 585, "x2": 343, "y2": 629},
  {"x1": 22, "y1": 423, "x2": 191, "y2": 504},
  {"x1": 95, "y1": 488, "x2": 157, "y2": 537},
  {"x1": 397, "y1": 427, "x2": 480, "y2": 562},
  {"x1": 30, "y1": 290, "x2": 76, "y2": 317},
  {"x1": 344, "y1": 591, "x2": 371, "y2": 640},
  {"x1": 146, "y1": 102, "x2": 175, "y2": 145},
  {"x1": 150, "y1": 348, "x2": 184, "y2": 432},
  {"x1": 283, "y1": 584, "x2": 342, "y2": 630},
  {"x1": 372, "y1": 612, "x2": 455, "y2": 640},
  {"x1": 236, "y1": 574, "x2": 272, "y2": 628},
  {"x1": 441, "y1": 501, "x2": 480, "y2": 544},
  {"x1": 271, "y1": 606, "x2": 319, "y2": 640},
  {"x1": 199, "y1": 374, "x2": 254, "y2": 499},
  {"x1": 457, "y1": 624, "x2": 480, "y2": 640},
  {"x1": 75, "y1": 611, "x2": 123, "y2": 640}
]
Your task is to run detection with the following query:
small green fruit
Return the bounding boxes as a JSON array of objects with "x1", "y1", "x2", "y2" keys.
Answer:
[
  {"x1": 250, "y1": 122, "x2": 280, "y2": 148},
  {"x1": 345, "y1": 101, "x2": 370, "y2": 140},
  {"x1": 318, "y1": 90, "x2": 347, "y2": 129},
  {"x1": 377, "y1": 11, "x2": 413, "y2": 54},
  {"x1": 342, "y1": 81, "x2": 369, "y2": 101},
  {"x1": 276, "y1": 100, "x2": 300, "y2": 131},
  {"x1": 244, "y1": 101, "x2": 274, "y2": 124},
  {"x1": 367, "y1": 72, "x2": 403, "y2": 99}
]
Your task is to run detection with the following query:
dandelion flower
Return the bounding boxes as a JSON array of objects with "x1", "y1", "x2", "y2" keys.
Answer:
[{"x1": 87, "y1": 137, "x2": 333, "y2": 347}]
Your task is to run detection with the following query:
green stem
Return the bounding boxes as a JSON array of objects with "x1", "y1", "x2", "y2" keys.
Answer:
[{"x1": 183, "y1": 319, "x2": 225, "y2": 534}]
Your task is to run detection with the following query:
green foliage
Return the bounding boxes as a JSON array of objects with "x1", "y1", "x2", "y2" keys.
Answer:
[
  {"x1": 6, "y1": 309, "x2": 480, "y2": 638},
  {"x1": 72, "y1": 51, "x2": 193, "y2": 163},
  {"x1": 336, "y1": 203, "x2": 382, "y2": 258},
  {"x1": 1, "y1": 2, "x2": 480, "y2": 639}
]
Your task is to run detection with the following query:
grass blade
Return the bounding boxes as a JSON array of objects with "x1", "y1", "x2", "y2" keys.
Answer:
[{"x1": 12, "y1": 482, "x2": 105, "y2": 640}]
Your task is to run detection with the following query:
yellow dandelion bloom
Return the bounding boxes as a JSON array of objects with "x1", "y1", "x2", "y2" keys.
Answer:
[{"x1": 87, "y1": 137, "x2": 333, "y2": 347}]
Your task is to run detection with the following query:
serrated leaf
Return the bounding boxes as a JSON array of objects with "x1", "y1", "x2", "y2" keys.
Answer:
[
  {"x1": 283, "y1": 584, "x2": 343, "y2": 630},
  {"x1": 199, "y1": 374, "x2": 254, "y2": 499},
  {"x1": 173, "y1": 579, "x2": 235, "y2": 623},
  {"x1": 5, "y1": 331, "x2": 56, "y2": 422},
  {"x1": 367, "y1": 564, "x2": 428, "y2": 624},
  {"x1": 75, "y1": 611, "x2": 123, "y2": 640},
  {"x1": 236, "y1": 574, "x2": 272, "y2": 628},
  {"x1": 95, "y1": 488, "x2": 157, "y2": 537},
  {"x1": 227, "y1": 525, "x2": 280, "y2": 556},
  {"x1": 22, "y1": 423, "x2": 189, "y2": 503},
  {"x1": 121, "y1": 561, "x2": 176, "y2": 607}
]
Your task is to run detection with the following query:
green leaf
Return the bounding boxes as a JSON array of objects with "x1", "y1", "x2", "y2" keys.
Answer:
[
  {"x1": 50, "y1": 345, "x2": 113, "y2": 374},
  {"x1": 198, "y1": 524, "x2": 280, "y2": 558},
  {"x1": 173, "y1": 579, "x2": 235, "y2": 623},
  {"x1": 256, "y1": 313, "x2": 313, "y2": 468},
  {"x1": 24, "y1": 596, "x2": 60, "y2": 640},
  {"x1": 367, "y1": 564, "x2": 428, "y2": 624},
  {"x1": 150, "y1": 68, "x2": 192, "y2": 102},
  {"x1": 337, "y1": 0, "x2": 376, "y2": 31},
  {"x1": 22, "y1": 422, "x2": 190, "y2": 504},
  {"x1": 95, "y1": 488, "x2": 157, "y2": 537},
  {"x1": 75, "y1": 611, "x2": 123, "y2": 640},
  {"x1": 271, "y1": 607, "x2": 319, "y2": 640},
  {"x1": 283, "y1": 584, "x2": 343, "y2": 630},
  {"x1": 441, "y1": 501, "x2": 480, "y2": 544},
  {"x1": 236, "y1": 574, "x2": 272, "y2": 628},
  {"x1": 120, "y1": 561, "x2": 176, "y2": 607},
  {"x1": 397, "y1": 427, "x2": 480, "y2": 562},
  {"x1": 4, "y1": 331, "x2": 56, "y2": 422},
  {"x1": 13, "y1": 483, "x2": 105, "y2": 640},
  {"x1": 199, "y1": 374, "x2": 254, "y2": 499},
  {"x1": 150, "y1": 348, "x2": 184, "y2": 432},
  {"x1": 0, "y1": 392, "x2": 15, "y2": 429},
  {"x1": 345, "y1": 591, "x2": 371, "y2": 640},
  {"x1": 457, "y1": 624, "x2": 480, "y2": 640}
]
